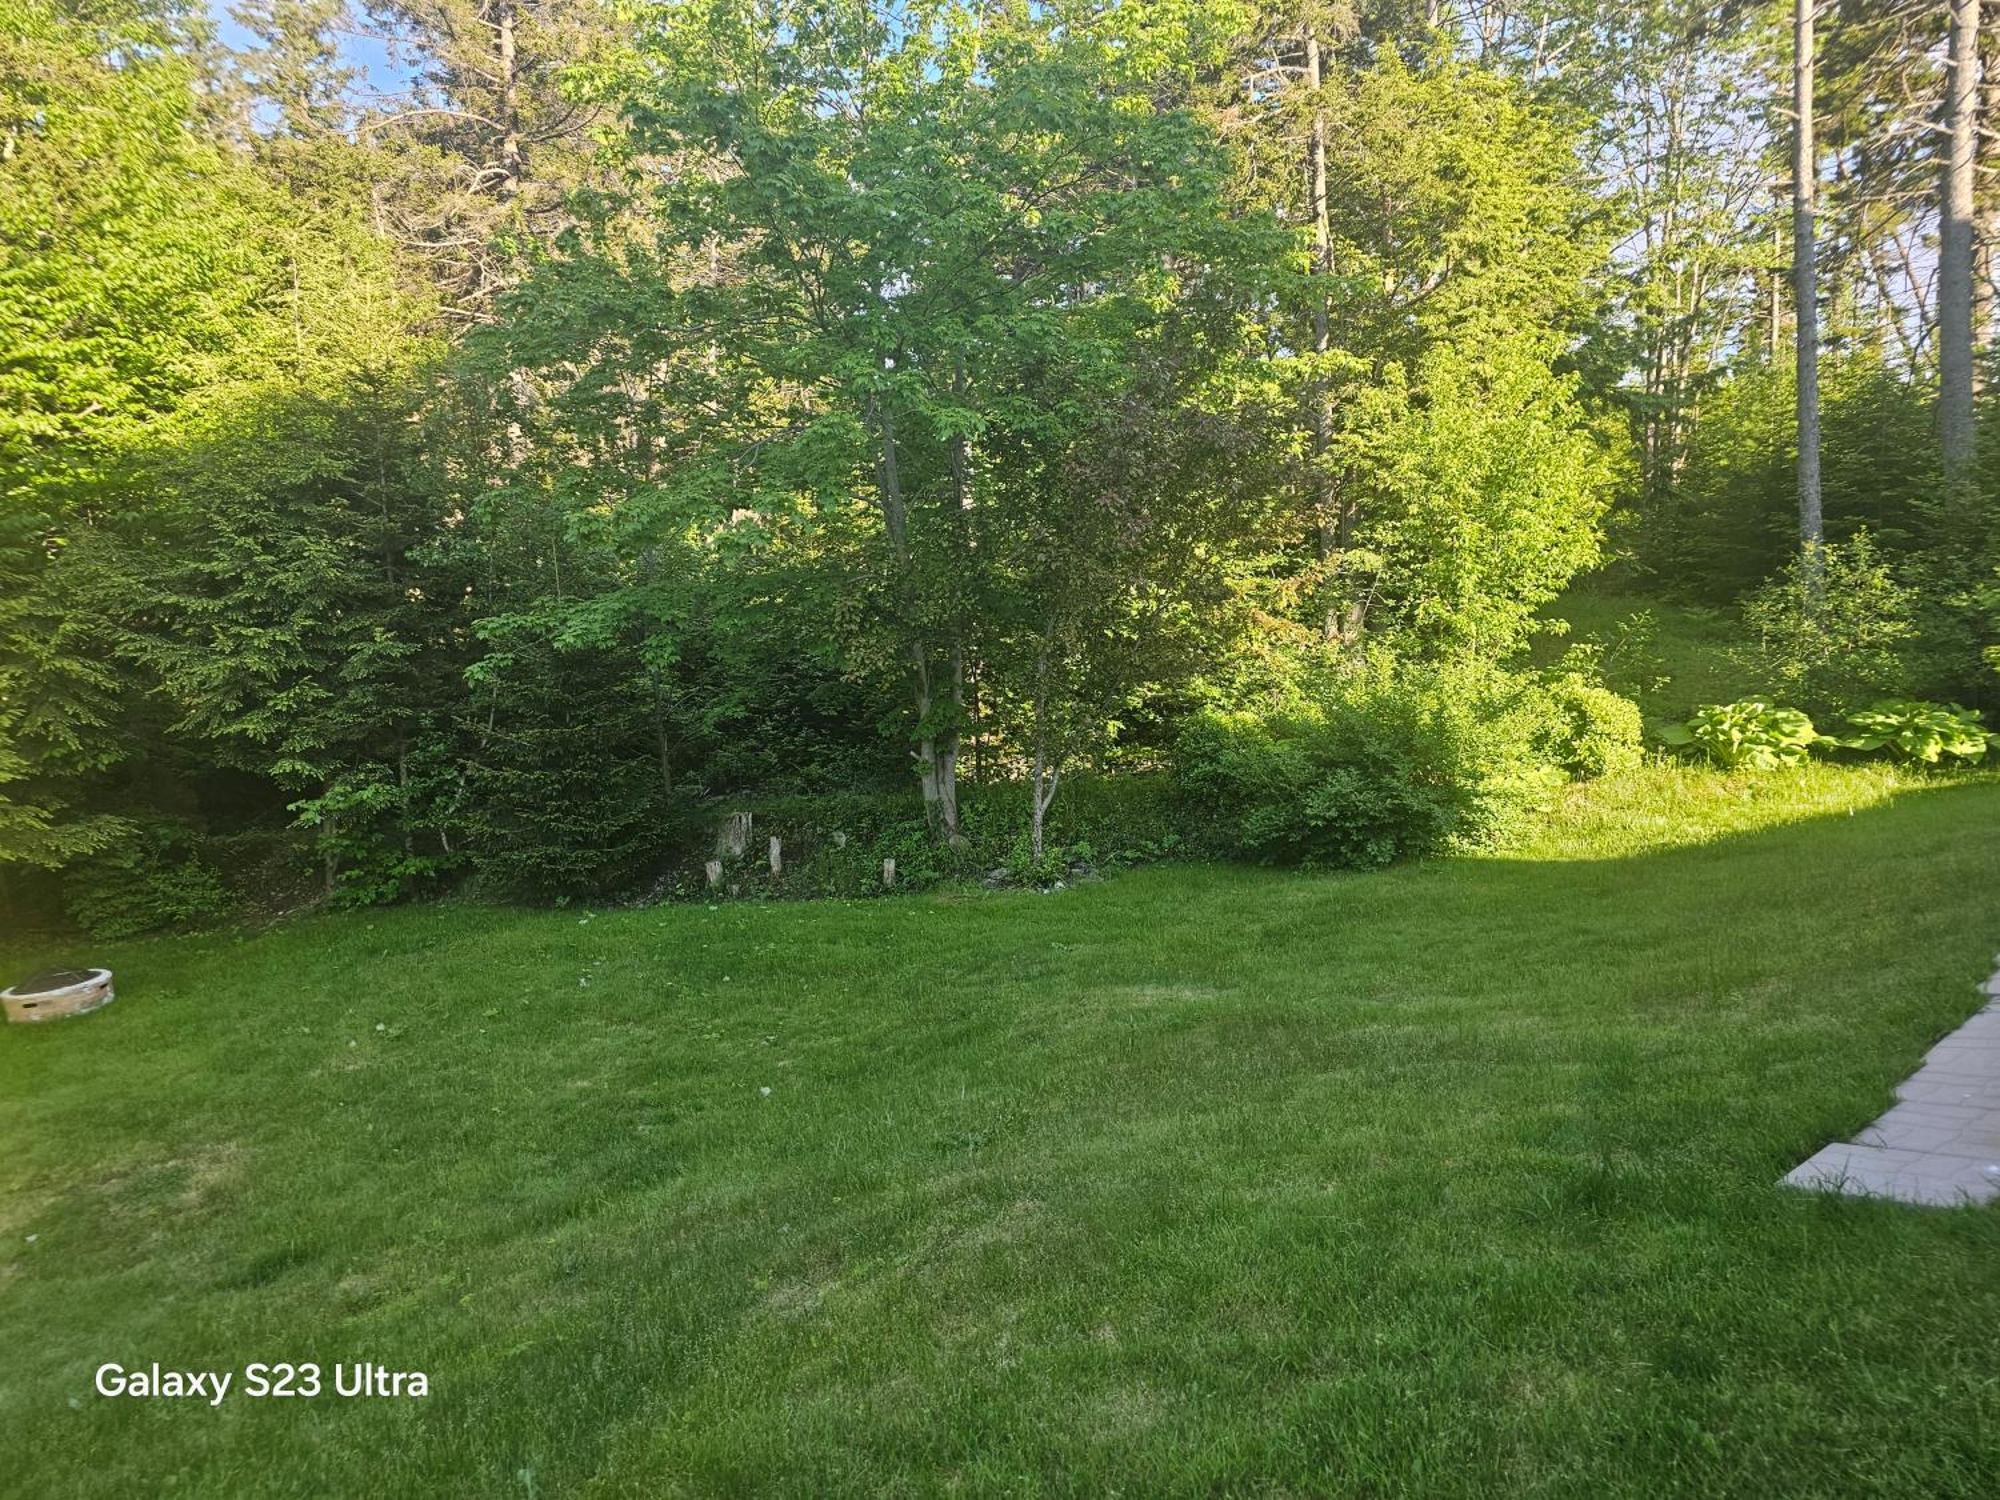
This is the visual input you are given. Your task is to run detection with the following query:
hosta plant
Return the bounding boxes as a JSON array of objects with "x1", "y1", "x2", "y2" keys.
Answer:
[
  {"x1": 1838, "y1": 700, "x2": 1992, "y2": 765},
  {"x1": 1657, "y1": 701, "x2": 1818, "y2": 770}
]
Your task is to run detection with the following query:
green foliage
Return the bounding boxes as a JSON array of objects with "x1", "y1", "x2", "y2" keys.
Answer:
[
  {"x1": 1658, "y1": 701, "x2": 1820, "y2": 771},
  {"x1": 1737, "y1": 534, "x2": 1923, "y2": 714},
  {"x1": 59, "y1": 823, "x2": 234, "y2": 939},
  {"x1": 458, "y1": 636, "x2": 695, "y2": 902},
  {"x1": 1836, "y1": 700, "x2": 1993, "y2": 766},
  {"x1": 1637, "y1": 355, "x2": 1940, "y2": 602},
  {"x1": 6, "y1": 0, "x2": 1978, "y2": 922},
  {"x1": 289, "y1": 756, "x2": 458, "y2": 908},
  {"x1": 1535, "y1": 673, "x2": 1645, "y2": 779},
  {"x1": 0, "y1": 0, "x2": 430, "y2": 877},
  {"x1": 1338, "y1": 344, "x2": 1614, "y2": 657},
  {"x1": 1262, "y1": 49, "x2": 1616, "y2": 651},
  {"x1": 1174, "y1": 657, "x2": 1560, "y2": 870},
  {"x1": 681, "y1": 776, "x2": 1183, "y2": 901}
]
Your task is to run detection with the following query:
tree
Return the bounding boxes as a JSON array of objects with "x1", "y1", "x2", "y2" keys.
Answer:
[
  {"x1": 583, "y1": 0, "x2": 1275, "y2": 845},
  {"x1": 1793, "y1": 0, "x2": 1824, "y2": 578},
  {"x1": 0, "y1": 0, "x2": 277, "y2": 870},
  {"x1": 227, "y1": 0, "x2": 354, "y2": 138},
  {"x1": 354, "y1": 0, "x2": 625, "y2": 321},
  {"x1": 1941, "y1": 0, "x2": 1981, "y2": 492},
  {"x1": 1218, "y1": 31, "x2": 1608, "y2": 649}
]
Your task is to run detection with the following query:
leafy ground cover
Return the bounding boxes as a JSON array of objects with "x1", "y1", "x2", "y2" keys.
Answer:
[{"x1": 4, "y1": 765, "x2": 1999, "y2": 1497}]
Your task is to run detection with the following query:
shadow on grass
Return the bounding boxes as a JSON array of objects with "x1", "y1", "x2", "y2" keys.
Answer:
[{"x1": 1, "y1": 773, "x2": 1996, "y2": 1498}]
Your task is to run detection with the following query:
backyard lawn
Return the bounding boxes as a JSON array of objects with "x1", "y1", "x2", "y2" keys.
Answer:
[{"x1": 4, "y1": 765, "x2": 2000, "y2": 1497}]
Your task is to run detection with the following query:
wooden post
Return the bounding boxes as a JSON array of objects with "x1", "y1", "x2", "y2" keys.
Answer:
[
  {"x1": 768, "y1": 836, "x2": 782, "y2": 877},
  {"x1": 705, "y1": 859, "x2": 723, "y2": 889},
  {"x1": 882, "y1": 858, "x2": 896, "y2": 888}
]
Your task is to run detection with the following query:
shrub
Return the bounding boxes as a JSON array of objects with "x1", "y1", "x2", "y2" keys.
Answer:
[
  {"x1": 1535, "y1": 673, "x2": 1644, "y2": 778},
  {"x1": 291, "y1": 756, "x2": 459, "y2": 909},
  {"x1": 1174, "y1": 657, "x2": 1559, "y2": 870},
  {"x1": 62, "y1": 823, "x2": 234, "y2": 938},
  {"x1": 460, "y1": 640, "x2": 692, "y2": 901},
  {"x1": 680, "y1": 774, "x2": 1183, "y2": 900},
  {"x1": 1657, "y1": 700, "x2": 1818, "y2": 770},
  {"x1": 1837, "y1": 700, "x2": 1992, "y2": 765},
  {"x1": 1737, "y1": 533, "x2": 1921, "y2": 713}
]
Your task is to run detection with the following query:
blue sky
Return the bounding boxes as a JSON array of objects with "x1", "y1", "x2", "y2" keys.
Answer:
[{"x1": 207, "y1": 1, "x2": 413, "y2": 102}]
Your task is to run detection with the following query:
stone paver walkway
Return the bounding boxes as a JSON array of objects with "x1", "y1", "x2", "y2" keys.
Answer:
[{"x1": 1781, "y1": 963, "x2": 2000, "y2": 1208}]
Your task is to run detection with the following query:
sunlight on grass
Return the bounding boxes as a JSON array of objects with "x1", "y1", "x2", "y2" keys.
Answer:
[
  {"x1": 4, "y1": 766, "x2": 1999, "y2": 1497},
  {"x1": 1496, "y1": 761, "x2": 1964, "y2": 862}
]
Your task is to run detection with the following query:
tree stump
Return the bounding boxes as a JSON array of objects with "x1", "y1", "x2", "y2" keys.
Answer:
[
  {"x1": 718, "y1": 811, "x2": 752, "y2": 859},
  {"x1": 2, "y1": 968, "x2": 114, "y2": 1024}
]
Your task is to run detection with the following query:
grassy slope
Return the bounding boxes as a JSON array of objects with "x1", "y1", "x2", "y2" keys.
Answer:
[
  {"x1": 4, "y1": 766, "x2": 2000, "y2": 1498},
  {"x1": 1536, "y1": 587, "x2": 1760, "y2": 722}
]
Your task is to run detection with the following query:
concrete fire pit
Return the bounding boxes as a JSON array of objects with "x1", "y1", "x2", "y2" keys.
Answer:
[{"x1": 2, "y1": 968, "x2": 115, "y2": 1024}]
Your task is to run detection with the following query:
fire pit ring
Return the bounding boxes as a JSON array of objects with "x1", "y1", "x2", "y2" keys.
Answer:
[{"x1": 2, "y1": 968, "x2": 115, "y2": 1024}]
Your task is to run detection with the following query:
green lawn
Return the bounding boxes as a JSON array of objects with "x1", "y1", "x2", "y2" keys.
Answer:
[{"x1": 5, "y1": 766, "x2": 2000, "y2": 1497}]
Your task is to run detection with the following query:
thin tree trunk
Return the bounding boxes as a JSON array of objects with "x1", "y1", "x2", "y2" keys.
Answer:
[
  {"x1": 1977, "y1": 0, "x2": 1999, "y2": 384},
  {"x1": 1942, "y1": 0, "x2": 1981, "y2": 489},
  {"x1": 1304, "y1": 30, "x2": 1347, "y2": 646},
  {"x1": 1028, "y1": 635, "x2": 1059, "y2": 864},
  {"x1": 496, "y1": 0, "x2": 523, "y2": 201},
  {"x1": 872, "y1": 390, "x2": 961, "y2": 844},
  {"x1": 1792, "y1": 0, "x2": 1824, "y2": 584},
  {"x1": 321, "y1": 781, "x2": 339, "y2": 899},
  {"x1": 934, "y1": 646, "x2": 964, "y2": 845}
]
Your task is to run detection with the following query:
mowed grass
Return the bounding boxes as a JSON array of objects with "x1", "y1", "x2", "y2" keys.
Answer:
[{"x1": 5, "y1": 766, "x2": 2000, "y2": 1497}]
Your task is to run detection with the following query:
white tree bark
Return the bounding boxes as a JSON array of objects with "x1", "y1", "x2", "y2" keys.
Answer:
[
  {"x1": 1941, "y1": 0, "x2": 1981, "y2": 490},
  {"x1": 1792, "y1": 0, "x2": 1824, "y2": 577}
]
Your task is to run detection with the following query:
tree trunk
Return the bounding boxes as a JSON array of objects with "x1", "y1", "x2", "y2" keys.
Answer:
[
  {"x1": 1303, "y1": 31, "x2": 1349, "y2": 646},
  {"x1": 496, "y1": 0, "x2": 523, "y2": 201},
  {"x1": 1769, "y1": 194, "x2": 1784, "y2": 364},
  {"x1": 320, "y1": 783, "x2": 340, "y2": 899},
  {"x1": 1942, "y1": 0, "x2": 1981, "y2": 490},
  {"x1": 1792, "y1": 0, "x2": 1824, "y2": 582},
  {"x1": 1028, "y1": 637, "x2": 1059, "y2": 864},
  {"x1": 923, "y1": 646, "x2": 964, "y2": 845},
  {"x1": 1977, "y1": 0, "x2": 1999, "y2": 384},
  {"x1": 873, "y1": 390, "x2": 962, "y2": 844}
]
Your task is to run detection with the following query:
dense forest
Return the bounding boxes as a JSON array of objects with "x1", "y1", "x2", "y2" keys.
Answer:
[{"x1": 4, "y1": 0, "x2": 1998, "y2": 932}]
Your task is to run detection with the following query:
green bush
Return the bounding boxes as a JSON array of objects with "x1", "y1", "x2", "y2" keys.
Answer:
[
  {"x1": 291, "y1": 754, "x2": 460, "y2": 909},
  {"x1": 62, "y1": 823, "x2": 235, "y2": 938},
  {"x1": 1535, "y1": 673, "x2": 1644, "y2": 778},
  {"x1": 1836, "y1": 700, "x2": 1992, "y2": 765},
  {"x1": 676, "y1": 775, "x2": 1183, "y2": 900},
  {"x1": 1174, "y1": 658, "x2": 1560, "y2": 870},
  {"x1": 1737, "y1": 533, "x2": 1922, "y2": 714},
  {"x1": 1657, "y1": 700, "x2": 1818, "y2": 770},
  {"x1": 459, "y1": 640, "x2": 694, "y2": 901}
]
